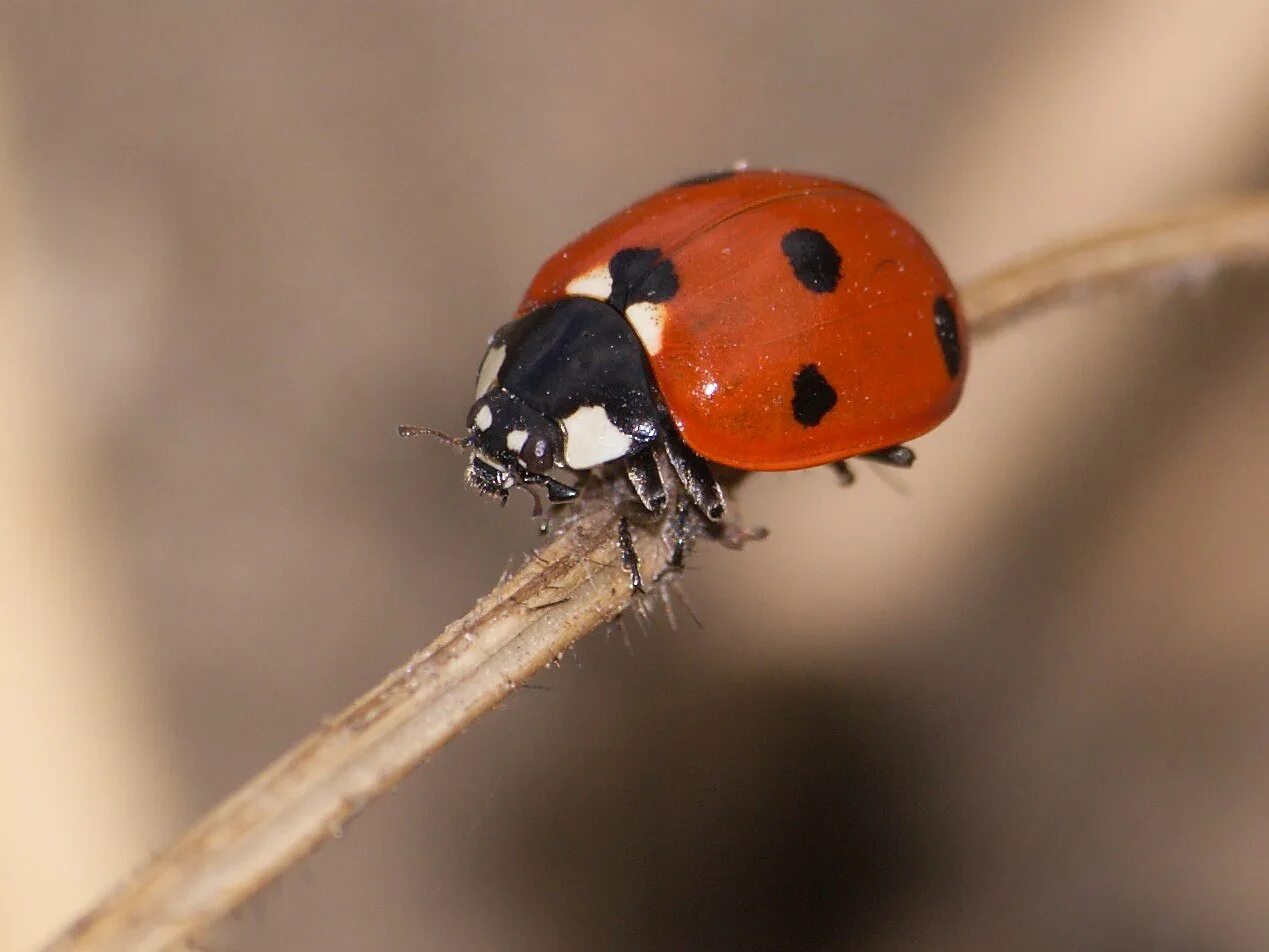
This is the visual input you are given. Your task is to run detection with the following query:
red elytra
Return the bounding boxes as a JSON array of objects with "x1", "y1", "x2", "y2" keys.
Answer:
[{"x1": 516, "y1": 169, "x2": 967, "y2": 471}]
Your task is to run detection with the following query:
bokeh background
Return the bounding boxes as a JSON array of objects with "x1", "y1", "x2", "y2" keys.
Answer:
[{"x1": 5, "y1": 2, "x2": 1269, "y2": 950}]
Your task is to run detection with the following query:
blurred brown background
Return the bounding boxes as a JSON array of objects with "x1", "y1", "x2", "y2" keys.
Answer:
[{"x1": 4, "y1": 2, "x2": 1268, "y2": 950}]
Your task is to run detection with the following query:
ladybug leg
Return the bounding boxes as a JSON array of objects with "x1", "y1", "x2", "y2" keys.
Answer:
[
  {"x1": 831, "y1": 445, "x2": 913, "y2": 487},
  {"x1": 624, "y1": 447, "x2": 668, "y2": 515},
  {"x1": 663, "y1": 497, "x2": 693, "y2": 569},
  {"x1": 864, "y1": 444, "x2": 916, "y2": 468},
  {"x1": 662, "y1": 430, "x2": 726, "y2": 522},
  {"x1": 831, "y1": 460, "x2": 856, "y2": 486},
  {"x1": 617, "y1": 515, "x2": 645, "y2": 594}
]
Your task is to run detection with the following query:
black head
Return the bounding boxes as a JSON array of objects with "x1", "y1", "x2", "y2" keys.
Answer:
[
  {"x1": 463, "y1": 297, "x2": 664, "y2": 508},
  {"x1": 467, "y1": 388, "x2": 563, "y2": 474},
  {"x1": 462, "y1": 388, "x2": 578, "y2": 506}
]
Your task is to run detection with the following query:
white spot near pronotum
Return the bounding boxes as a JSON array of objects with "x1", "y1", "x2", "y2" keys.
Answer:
[
  {"x1": 565, "y1": 264, "x2": 614, "y2": 302},
  {"x1": 561, "y1": 405, "x2": 632, "y2": 469},
  {"x1": 474, "y1": 405, "x2": 493, "y2": 431},
  {"x1": 506, "y1": 429, "x2": 528, "y2": 453},
  {"x1": 624, "y1": 301, "x2": 666, "y2": 355},
  {"x1": 474, "y1": 344, "x2": 505, "y2": 399}
]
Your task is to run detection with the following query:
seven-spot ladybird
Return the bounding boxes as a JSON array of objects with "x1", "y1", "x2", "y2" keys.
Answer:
[{"x1": 420, "y1": 170, "x2": 967, "y2": 588}]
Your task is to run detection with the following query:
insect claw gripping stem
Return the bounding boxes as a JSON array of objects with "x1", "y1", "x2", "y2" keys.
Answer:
[
  {"x1": 616, "y1": 516, "x2": 645, "y2": 593},
  {"x1": 664, "y1": 497, "x2": 693, "y2": 570}
]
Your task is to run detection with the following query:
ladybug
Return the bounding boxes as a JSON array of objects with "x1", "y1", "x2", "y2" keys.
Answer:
[{"x1": 417, "y1": 169, "x2": 967, "y2": 587}]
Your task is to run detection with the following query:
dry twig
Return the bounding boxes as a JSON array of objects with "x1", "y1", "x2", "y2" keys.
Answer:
[{"x1": 44, "y1": 193, "x2": 1269, "y2": 952}]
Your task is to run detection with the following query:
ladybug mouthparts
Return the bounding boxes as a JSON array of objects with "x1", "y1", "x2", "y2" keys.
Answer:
[
  {"x1": 465, "y1": 453, "x2": 578, "y2": 511},
  {"x1": 464, "y1": 389, "x2": 579, "y2": 512}
]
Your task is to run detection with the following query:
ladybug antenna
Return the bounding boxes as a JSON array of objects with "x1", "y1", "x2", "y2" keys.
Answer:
[{"x1": 397, "y1": 424, "x2": 473, "y2": 449}]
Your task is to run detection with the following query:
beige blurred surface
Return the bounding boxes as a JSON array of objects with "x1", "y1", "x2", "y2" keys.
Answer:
[{"x1": 3, "y1": 3, "x2": 1267, "y2": 950}]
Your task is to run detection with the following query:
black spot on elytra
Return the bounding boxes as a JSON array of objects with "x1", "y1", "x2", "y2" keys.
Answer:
[
  {"x1": 608, "y1": 247, "x2": 679, "y2": 308},
  {"x1": 781, "y1": 229, "x2": 842, "y2": 293},
  {"x1": 932, "y1": 296, "x2": 961, "y2": 377},
  {"x1": 673, "y1": 169, "x2": 738, "y2": 188},
  {"x1": 791, "y1": 364, "x2": 837, "y2": 427}
]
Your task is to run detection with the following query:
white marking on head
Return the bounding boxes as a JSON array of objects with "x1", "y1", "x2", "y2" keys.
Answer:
[
  {"x1": 506, "y1": 429, "x2": 528, "y2": 453},
  {"x1": 624, "y1": 301, "x2": 666, "y2": 356},
  {"x1": 565, "y1": 264, "x2": 614, "y2": 302},
  {"x1": 474, "y1": 343, "x2": 505, "y2": 399},
  {"x1": 474, "y1": 405, "x2": 493, "y2": 431},
  {"x1": 561, "y1": 405, "x2": 632, "y2": 469}
]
